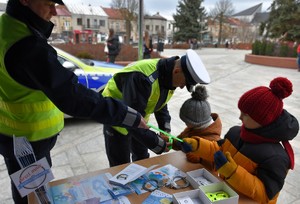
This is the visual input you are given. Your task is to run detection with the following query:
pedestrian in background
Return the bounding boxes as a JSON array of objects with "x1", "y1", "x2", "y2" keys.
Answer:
[
  {"x1": 106, "y1": 28, "x2": 120, "y2": 63},
  {"x1": 0, "y1": 0, "x2": 147, "y2": 203},
  {"x1": 143, "y1": 30, "x2": 153, "y2": 59}
]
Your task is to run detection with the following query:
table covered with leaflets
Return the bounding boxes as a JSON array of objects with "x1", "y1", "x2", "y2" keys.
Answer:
[{"x1": 28, "y1": 151, "x2": 258, "y2": 204}]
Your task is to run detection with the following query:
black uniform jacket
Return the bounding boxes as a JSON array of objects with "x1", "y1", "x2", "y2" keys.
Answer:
[{"x1": 3, "y1": 2, "x2": 141, "y2": 128}]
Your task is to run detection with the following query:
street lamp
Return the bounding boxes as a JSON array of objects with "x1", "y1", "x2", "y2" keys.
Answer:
[{"x1": 197, "y1": 18, "x2": 205, "y2": 47}]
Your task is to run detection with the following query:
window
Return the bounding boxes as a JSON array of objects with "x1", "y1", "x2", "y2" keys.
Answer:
[
  {"x1": 87, "y1": 19, "x2": 90, "y2": 28},
  {"x1": 64, "y1": 21, "x2": 70, "y2": 30},
  {"x1": 155, "y1": 25, "x2": 159, "y2": 31},
  {"x1": 146, "y1": 25, "x2": 150, "y2": 30},
  {"x1": 77, "y1": 18, "x2": 82, "y2": 26},
  {"x1": 99, "y1": 20, "x2": 105, "y2": 27},
  {"x1": 116, "y1": 22, "x2": 120, "y2": 32}
]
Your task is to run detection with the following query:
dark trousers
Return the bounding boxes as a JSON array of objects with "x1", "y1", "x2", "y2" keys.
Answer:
[
  {"x1": 103, "y1": 125, "x2": 149, "y2": 167},
  {"x1": 0, "y1": 134, "x2": 58, "y2": 204},
  {"x1": 143, "y1": 53, "x2": 151, "y2": 59},
  {"x1": 107, "y1": 55, "x2": 116, "y2": 63}
]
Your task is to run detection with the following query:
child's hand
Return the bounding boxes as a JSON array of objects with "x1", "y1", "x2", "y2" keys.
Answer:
[
  {"x1": 172, "y1": 134, "x2": 188, "y2": 150},
  {"x1": 183, "y1": 138, "x2": 199, "y2": 151},
  {"x1": 183, "y1": 137, "x2": 202, "y2": 163},
  {"x1": 214, "y1": 151, "x2": 237, "y2": 178}
]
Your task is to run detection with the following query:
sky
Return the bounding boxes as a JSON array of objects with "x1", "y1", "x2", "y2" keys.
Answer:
[{"x1": 0, "y1": 0, "x2": 273, "y2": 18}]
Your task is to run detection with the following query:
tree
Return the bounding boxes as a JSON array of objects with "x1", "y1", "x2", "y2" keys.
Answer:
[
  {"x1": 111, "y1": 0, "x2": 139, "y2": 44},
  {"x1": 173, "y1": 0, "x2": 206, "y2": 43},
  {"x1": 265, "y1": 0, "x2": 300, "y2": 42},
  {"x1": 210, "y1": 0, "x2": 234, "y2": 44}
]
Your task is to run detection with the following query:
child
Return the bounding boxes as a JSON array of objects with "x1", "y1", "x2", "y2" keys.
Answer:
[
  {"x1": 172, "y1": 85, "x2": 222, "y2": 164},
  {"x1": 183, "y1": 77, "x2": 299, "y2": 204},
  {"x1": 143, "y1": 30, "x2": 153, "y2": 59}
]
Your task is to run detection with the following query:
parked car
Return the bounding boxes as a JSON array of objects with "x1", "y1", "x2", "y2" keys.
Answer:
[
  {"x1": 50, "y1": 38, "x2": 66, "y2": 44},
  {"x1": 54, "y1": 47, "x2": 124, "y2": 92}
]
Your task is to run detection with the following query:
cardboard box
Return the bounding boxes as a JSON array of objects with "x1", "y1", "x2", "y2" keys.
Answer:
[
  {"x1": 186, "y1": 168, "x2": 221, "y2": 189},
  {"x1": 200, "y1": 182, "x2": 239, "y2": 204},
  {"x1": 172, "y1": 189, "x2": 210, "y2": 204}
]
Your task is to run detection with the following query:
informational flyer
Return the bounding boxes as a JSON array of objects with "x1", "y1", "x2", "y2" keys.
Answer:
[
  {"x1": 49, "y1": 173, "x2": 114, "y2": 204},
  {"x1": 10, "y1": 157, "x2": 54, "y2": 197}
]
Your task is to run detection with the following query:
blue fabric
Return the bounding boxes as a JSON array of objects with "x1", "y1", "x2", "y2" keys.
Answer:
[
  {"x1": 181, "y1": 142, "x2": 193, "y2": 153},
  {"x1": 214, "y1": 151, "x2": 228, "y2": 170}
]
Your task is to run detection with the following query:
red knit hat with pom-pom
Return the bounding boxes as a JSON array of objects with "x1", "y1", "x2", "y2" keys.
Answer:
[{"x1": 238, "y1": 77, "x2": 293, "y2": 126}]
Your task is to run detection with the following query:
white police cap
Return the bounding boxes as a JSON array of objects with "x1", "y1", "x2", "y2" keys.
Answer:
[{"x1": 185, "y1": 49, "x2": 210, "y2": 84}]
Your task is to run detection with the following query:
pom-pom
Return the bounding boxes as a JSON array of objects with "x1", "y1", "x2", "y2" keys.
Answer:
[
  {"x1": 269, "y1": 77, "x2": 293, "y2": 99},
  {"x1": 191, "y1": 85, "x2": 208, "y2": 101}
]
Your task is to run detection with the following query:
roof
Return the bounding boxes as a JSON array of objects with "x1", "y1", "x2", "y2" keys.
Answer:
[
  {"x1": 145, "y1": 12, "x2": 167, "y2": 21},
  {"x1": 233, "y1": 3, "x2": 262, "y2": 16},
  {"x1": 63, "y1": 3, "x2": 107, "y2": 16},
  {"x1": 102, "y1": 7, "x2": 123, "y2": 20},
  {"x1": 55, "y1": 5, "x2": 71, "y2": 16},
  {"x1": 226, "y1": 17, "x2": 243, "y2": 26},
  {"x1": 251, "y1": 12, "x2": 269, "y2": 24}
]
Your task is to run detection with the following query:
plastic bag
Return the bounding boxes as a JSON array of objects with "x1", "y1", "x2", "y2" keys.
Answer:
[{"x1": 104, "y1": 44, "x2": 108, "y2": 53}]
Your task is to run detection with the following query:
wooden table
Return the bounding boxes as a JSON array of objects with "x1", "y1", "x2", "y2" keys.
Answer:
[{"x1": 28, "y1": 151, "x2": 257, "y2": 203}]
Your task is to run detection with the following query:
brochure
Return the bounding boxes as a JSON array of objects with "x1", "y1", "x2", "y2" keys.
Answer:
[
  {"x1": 49, "y1": 173, "x2": 121, "y2": 204},
  {"x1": 142, "y1": 190, "x2": 172, "y2": 204},
  {"x1": 128, "y1": 164, "x2": 186, "y2": 195},
  {"x1": 109, "y1": 163, "x2": 159, "y2": 187}
]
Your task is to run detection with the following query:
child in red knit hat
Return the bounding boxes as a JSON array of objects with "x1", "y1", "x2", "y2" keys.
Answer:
[{"x1": 183, "y1": 77, "x2": 299, "y2": 204}]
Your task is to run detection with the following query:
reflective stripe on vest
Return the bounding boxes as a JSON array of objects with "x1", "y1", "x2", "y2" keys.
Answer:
[
  {"x1": 0, "y1": 14, "x2": 64, "y2": 141},
  {"x1": 102, "y1": 59, "x2": 174, "y2": 135}
]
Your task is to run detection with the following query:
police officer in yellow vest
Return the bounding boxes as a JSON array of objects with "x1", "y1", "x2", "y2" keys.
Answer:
[
  {"x1": 102, "y1": 49, "x2": 211, "y2": 167},
  {"x1": 0, "y1": 0, "x2": 148, "y2": 203}
]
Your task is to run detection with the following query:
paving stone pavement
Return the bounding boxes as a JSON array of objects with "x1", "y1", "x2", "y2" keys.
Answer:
[{"x1": 1, "y1": 48, "x2": 300, "y2": 203}]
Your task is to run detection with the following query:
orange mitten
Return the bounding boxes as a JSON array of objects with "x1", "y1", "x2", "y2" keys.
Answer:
[
  {"x1": 214, "y1": 151, "x2": 237, "y2": 178},
  {"x1": 183, "y1": 137, "x2": 202, "y2": 163}
]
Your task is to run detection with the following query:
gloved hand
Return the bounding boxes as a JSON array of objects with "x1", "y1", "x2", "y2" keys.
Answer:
[
  {"x1": 183, "y1": 137, "x2": 202, "y2": 163},
  {"x1": 214, "y1": 151, "x2": 237, "y2": 178}
]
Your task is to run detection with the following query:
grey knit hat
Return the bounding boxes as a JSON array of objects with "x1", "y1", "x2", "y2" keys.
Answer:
[{"x1": 179, "y1": 85, "x2": 212, "y2": 127}]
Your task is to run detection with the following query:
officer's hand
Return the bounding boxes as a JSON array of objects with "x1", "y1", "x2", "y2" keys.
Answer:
[
  {"x1": 138, "y1": 117, "x2": 149, "y2": 129},
  {"x1": 159, "y1": 133, "x2": 169, "y2": 142},
  {"x1": 164, "y1": 141, "x2": 171, "y2": 152},
  {"x1": 159, "y1": 133, "x2": 172, "y2": 151}
]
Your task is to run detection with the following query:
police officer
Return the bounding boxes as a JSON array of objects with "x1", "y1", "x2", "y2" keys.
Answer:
[
  {"x1": 102, "y1": 49, "x2": 211, "y2": 167},
  {"x1": 0, "y1": 0, "x2": 147, "y2": 203}
]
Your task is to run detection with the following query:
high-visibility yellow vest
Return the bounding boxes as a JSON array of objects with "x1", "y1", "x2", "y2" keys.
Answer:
[
  {"x1": 0, "y1": 14, "x2": 64, "y2": 141},
  {"x1": 102, "y1": 59, "x2": 174, "y2": 135}
]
